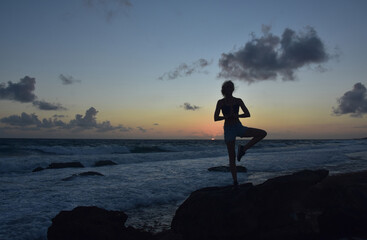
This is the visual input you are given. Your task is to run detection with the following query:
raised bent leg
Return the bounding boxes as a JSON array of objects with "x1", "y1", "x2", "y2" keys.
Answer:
[
  {"x1": 226, "y1": 140, "x2": 238, "y2": 185},
  {"x1": 241, "y1": 127, "x2": 267, "y2": 152}
]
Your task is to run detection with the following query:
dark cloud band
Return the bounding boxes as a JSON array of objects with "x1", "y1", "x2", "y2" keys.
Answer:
[{"x1": 0, "y1": 107, "x2": 131, "y2": 132}]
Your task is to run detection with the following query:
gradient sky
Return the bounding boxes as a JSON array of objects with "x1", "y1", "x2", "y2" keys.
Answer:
[{"x1": 1, "y1": 0, "x2": 367, "y2": 139}]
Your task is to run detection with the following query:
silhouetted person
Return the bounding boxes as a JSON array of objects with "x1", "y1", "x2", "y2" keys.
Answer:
[{"x1": 214, "y1": 80, "x2": 267, "y2": 186}]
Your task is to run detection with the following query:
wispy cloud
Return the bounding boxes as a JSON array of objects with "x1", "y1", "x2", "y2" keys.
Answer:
[
  {"x1": 33, "y1": 100, "x2": 67, "y2": 111},
  {"x1": 181, "y1": 102, "x2": 201, "y2": 111},
  {"x1": 59, "y1": 74, "x2": 81, "y2": 85},
  {"x1": 218, "y1": 25, "x2": 335, "y2": 83},
  {"x1": 83, "y1": 0, "x2": 132, "y2": 21},
  {"x1": 158, "y1": 58, "x2": 212, "y2": 80},
  {"x1": 137, "y1": 126, "x2": 147, "y2": 133},
  {"x1": 333, "y1": 82, "x2": 367, "y2": 117}
]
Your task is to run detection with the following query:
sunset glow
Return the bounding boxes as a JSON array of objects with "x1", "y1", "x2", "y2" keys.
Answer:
[{"x1": 1, "y1": 1, "x2": 367, "y2": 139}]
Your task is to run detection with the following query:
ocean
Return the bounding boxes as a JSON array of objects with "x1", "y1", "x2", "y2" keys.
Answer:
[{"x1": 0, "y1": 138, "x2": 367, "y2": 240}]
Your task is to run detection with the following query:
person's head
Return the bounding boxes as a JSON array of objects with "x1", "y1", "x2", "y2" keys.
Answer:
[{"x1": 221, "y1": 80, "x2": 234, "y2": 98}]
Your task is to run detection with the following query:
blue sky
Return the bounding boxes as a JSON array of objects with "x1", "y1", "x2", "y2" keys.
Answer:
[{"x1": 1, "y1": 0, "x2": 367, "y2": 139}]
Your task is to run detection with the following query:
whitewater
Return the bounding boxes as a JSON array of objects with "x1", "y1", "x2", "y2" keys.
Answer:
[{"x1": 0, "y1": 138, "x2": 367, "y2": 240}]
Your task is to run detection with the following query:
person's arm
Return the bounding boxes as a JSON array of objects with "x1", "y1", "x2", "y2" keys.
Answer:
[
  {"x1": 214, "y1": 100, "x2": 225, "y2": 121},
  {"x1": 238, "y1": 99, "x2": 250, "y2": 118}
]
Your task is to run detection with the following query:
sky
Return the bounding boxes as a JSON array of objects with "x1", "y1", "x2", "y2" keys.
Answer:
[{"x1": 1, "y1": 0, "x2": 367, "y2": 139}]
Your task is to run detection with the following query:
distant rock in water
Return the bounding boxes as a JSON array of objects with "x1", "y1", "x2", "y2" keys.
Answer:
[
  {"x1": 48, "y1": 206, "x2": 153, "y2": 240},
  {"x1": 32, "y1": 167, "x2": 44, "y2": 172},
  {"x1": 47, "y1": 162, "x2": 84, "y2": 169},
  {"x1": 94, "y1": 160, "x2": 117, "y2": 167},
  {"x1": 208, "y1": 165, "x2": 247, "y2": 172},
  {"x1": 62, "y1": 171, "x2": 104, "y2": 181},
  {"x1": 173, "y1": 169, "x2": 367, "y2": 240}
]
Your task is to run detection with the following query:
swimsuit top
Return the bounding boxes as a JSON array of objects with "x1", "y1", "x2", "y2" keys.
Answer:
[{"x1": 222, "y1": 104, "x2": 239, "y2": 117}]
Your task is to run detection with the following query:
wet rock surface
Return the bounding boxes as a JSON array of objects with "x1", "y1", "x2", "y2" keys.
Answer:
[
  {"x1": 94, "y1": 160, "x2": 117, "y2": 167},
  {"x1": 47, "y1": 162, "x2": 84, "y2": 169},
  {"x1": 208, "y1": 165, "x2": 247, "y2": 172}
]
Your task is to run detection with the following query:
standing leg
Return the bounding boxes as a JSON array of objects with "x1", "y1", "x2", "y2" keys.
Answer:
[
  {"x1": 226, "y1": 140, "x2": 238, "y2": 185},
  {"x1": 237, "y1": 128, "x2": 267, "y2": 161}
]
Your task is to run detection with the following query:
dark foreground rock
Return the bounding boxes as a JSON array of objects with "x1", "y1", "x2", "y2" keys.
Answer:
[
  {"x1": 48, "y1": 206, "x2": 154, "y2": 240},
  {"x1": 32, "y1": 162, "x2": 84, "y2": 172},
  {"x1": 32, "y1": 166, "x2": 44, "y2": 172},
  {"x1": 47, "y1": 161, "x2": 84, "y2": 169},
  {"x1": 171, "y1": 169, "x2": 367, "y2": 240},
  {"x1": 94, "y1": 160, "x2": 117, "y2": 167},
  {"x1": 208, "y1": 166, "x2": 247, "y2": 172},
  {"x1": 62, "y1": 171, "x2": 104, "y2": 181}
]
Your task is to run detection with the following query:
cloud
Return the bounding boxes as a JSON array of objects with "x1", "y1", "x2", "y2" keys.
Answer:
[
  {"x1": 119, "y1": 125, "x2": 132, "y2": 132},
  {"x1": 0, "y1": 112, "x2": 41, "y2": 127},
  {"x1": 0, "y1": 107, "x2": 131, "y2": 132},
  {"x1": 333, "y1": 82, "x2": 367, "y2": 117},
  {"x1": 83, "y1": 0, "x2": 132, "y2": 21},
  {"x1": 218, "y1": 25, "x2": 333, "y2": 83},
  {"x1": 68, "y1": 107, "x2": 99, "y2": 129},
  {"x1": 53, "y1": 114, "x2": 67, "y2": 118},
  {"x1": 137, "y1": 126, "x2": 147, "y2": 133},
  {"x1": 59, "y1": 74, "x2": 81, "y2": 85},
  {"x1": 33, "y1": 100, "x2": 67, "y2": 111},
  {"x1": 158, "y1": 58, "x2": 212, "y2": 80},
  {"x1": 0, "y1": 76, "x2": 67, "y2": 111},
  {"x1": 181, "y1": 102, "x2": 201, "y2": 111},
  {"x1": 0, "y1": 113, "x2": 66, "y2": 129},
  {"x1": 153, "y1": 123, "x2": 159, "y2": 126},
  {"x1": 0, "y1": 76, "x2": 37, "y2": 102}
]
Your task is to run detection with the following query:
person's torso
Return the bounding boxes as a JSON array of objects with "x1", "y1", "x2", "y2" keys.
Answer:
[{"x1": 221, "y1": 98, "x2": 241, "y2": 125}]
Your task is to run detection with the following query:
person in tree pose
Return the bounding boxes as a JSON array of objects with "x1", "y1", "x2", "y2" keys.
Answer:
[{"x1": 214, "y1": 80, "x2": 267, "y2": 185}]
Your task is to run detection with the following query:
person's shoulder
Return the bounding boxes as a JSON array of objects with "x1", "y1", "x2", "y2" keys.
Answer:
[
  {"x1": 217, "y1": 98, "x2": 224, "y2": 106},
  {"x1": 234, "y1": 97, "x2": 244, "y2": 104}
]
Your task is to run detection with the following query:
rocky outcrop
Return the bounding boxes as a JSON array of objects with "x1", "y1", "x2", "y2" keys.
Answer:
[
  {"x1": 32, "y1": 166, "x2": 44, "y2": 172},
  {"x1": 304, "y1": 171, "x2": 367, "y2": 239},
  {"x1": 171, "y1": 169, "x2": 367, "y2": 240},
  {"x1": 94, "y1": 160, "x2": 117, "y2": 167},
  {"x1": 47, "y1": 169, "x2": 367, "y2": 240},
  {"x1": 47, "y1": 206, "x2": 154, "y2": 240},
  {"x1": 34, "y1": 160, "x2": 117, "y2": 173},
  {"x1": 33, "y1": 162, "x2": 84, "y2": 172},
  {"x1": 208, "y1": 166, "x2": 247, "y2": 172}
]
